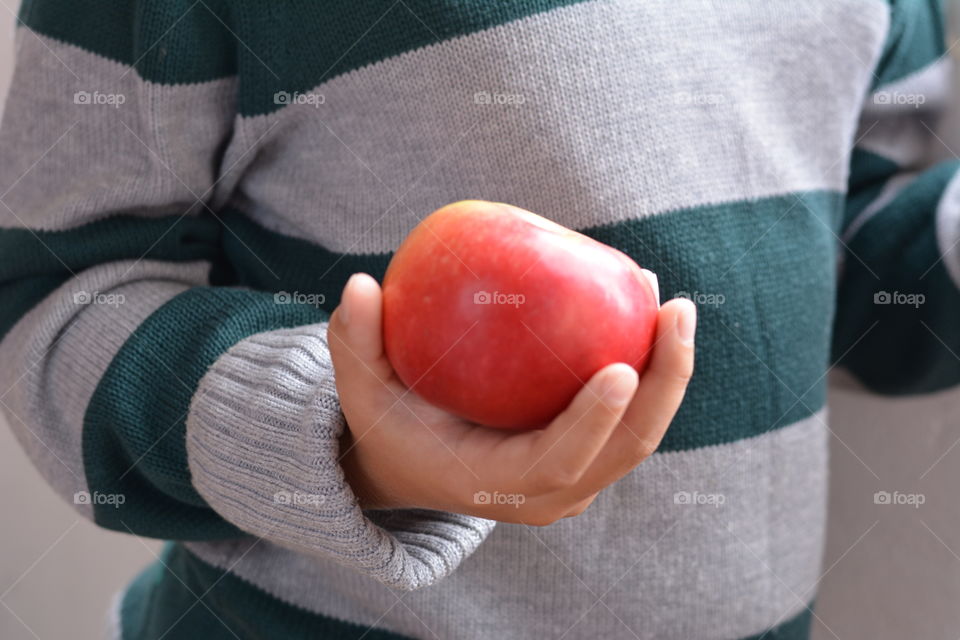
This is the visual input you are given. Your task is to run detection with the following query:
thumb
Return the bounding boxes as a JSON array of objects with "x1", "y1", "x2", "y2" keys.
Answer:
[{"x1": 327, "y1": 273, "x2": 395, "y2": 388}]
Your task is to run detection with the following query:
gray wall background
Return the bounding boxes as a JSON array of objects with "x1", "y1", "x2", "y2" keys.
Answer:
[{"x1": 0, "y1": 4, "x2": 959, "y2": 639}]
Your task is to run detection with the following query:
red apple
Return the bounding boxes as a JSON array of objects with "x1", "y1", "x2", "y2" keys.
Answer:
[{"x1": 381, "y1": 201, "x2": 658, "y2": 430}]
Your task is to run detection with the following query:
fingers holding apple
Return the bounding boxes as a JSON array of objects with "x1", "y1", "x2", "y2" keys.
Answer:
[
  {"x1": 490, "y1": 298, "x2": 695, "y2": 523},
  {"x1": 328, "y1": 200, "x2": 695, "y2": 524},
  {"x1": 533, "y1": 298, "x2": 697, "y2": 505},
  {"x1": 517, "y1": 362, "x2": 639, "y2": 496}
]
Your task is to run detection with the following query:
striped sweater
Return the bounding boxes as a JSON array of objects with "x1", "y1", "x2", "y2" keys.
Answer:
[{"x1": 1, "y1": 1, "x2": 958, "y2": 638}]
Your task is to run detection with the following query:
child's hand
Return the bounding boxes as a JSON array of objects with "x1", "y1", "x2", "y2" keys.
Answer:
[{"x1": 328, "y1": 273, "x2": 695, "y2": 525}]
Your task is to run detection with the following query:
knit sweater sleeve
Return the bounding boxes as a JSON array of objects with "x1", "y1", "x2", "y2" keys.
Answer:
[
  {"x1": 833, "y1": 0, "x2": 960, "y2": 394},
  {"x1": 0, "y1": 0, "x2": 492, "y2": 589}
]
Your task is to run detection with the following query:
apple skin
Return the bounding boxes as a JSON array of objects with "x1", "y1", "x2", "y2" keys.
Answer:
[{"x1": 381, "y1": 201, "x2": 659, "y2": 430}]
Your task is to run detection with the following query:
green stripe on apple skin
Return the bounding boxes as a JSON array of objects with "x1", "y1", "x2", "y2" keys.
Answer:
[
  {"x1": 834, "y1": 161, "x2": 960, "y2": 394},
  {"x1": 219, "y1": 190, "x2": 842, "y2": 451}
]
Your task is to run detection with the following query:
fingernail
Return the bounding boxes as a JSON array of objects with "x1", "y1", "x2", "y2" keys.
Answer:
[
  {"x1": 340, "y1": 274, "x2": 360, "y2": 324},
  {"x1": 677, "y1": 302, "x2": 697, "y2": 345},
  {"x1": 601, "y1": 366, "x2": 637, "y2": 405},
  {"x1": 641, "y1": 269, "x2": 660, "y2": 306}
]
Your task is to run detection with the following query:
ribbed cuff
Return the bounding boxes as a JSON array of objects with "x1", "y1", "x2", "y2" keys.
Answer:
[{"x1": 185, "y1": 323, "x2": 495, "y2": 590}]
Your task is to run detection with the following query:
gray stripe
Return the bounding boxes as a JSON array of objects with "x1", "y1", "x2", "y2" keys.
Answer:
[
  {"x1": 0, "y1": 260, "x2": 210, "y2": 517},
  {"x1": 223, "y1": 0, "x2": 886, "y2": 253},
  {"x1": 0, "y1": 32, "x2": 235, "y2": 231},
  {"x1": 856, "y1": 60, "x2": 953, "y2": 167},
  {"x1": 856, "y1": 114, "x2": 941, "y2": 168},
  {"x1": 936, "y1": 170, "x2": 960, "y2": 288},
  {"x1": 187, "y1": 410, "x2": 828, "y2": 640}
]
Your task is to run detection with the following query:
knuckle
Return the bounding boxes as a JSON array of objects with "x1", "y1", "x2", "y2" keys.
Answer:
[
  {"x1": 651, "y1": 353, "x2": 694, "y2": 389},
  {"x1": 665, "y1": 364, "x2": 694, "y2": 389},
  {"x1": 632, "y1": 436, "x2": 659, "y2": 460},
  {"x1": 530, "y1": 465, "x2": 580, "y2": 494},
  {"x1": 619, "y1": 424, "x2": 659, "y2": 460}
]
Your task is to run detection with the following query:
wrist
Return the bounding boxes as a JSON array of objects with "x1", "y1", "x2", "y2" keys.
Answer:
[{"x1": 338, "y1": 428, "x2": 404, "y2": 510}]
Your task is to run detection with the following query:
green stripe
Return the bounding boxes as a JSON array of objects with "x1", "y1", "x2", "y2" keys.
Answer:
[
  {"x1": 0, "y1": 274, "x2": 66, "y2": 345},
  {"x1": 19, "y1": 0, "x2": 236, "y2": 83},
  {"x1": 743, "y1": 608, "x2": 812, "y2": 640},
  {"x1": 872, "y1": 0, "x2": 947, "y2": 90},
  {"x1": 21, "y1": 0, "x2": 944, "y2": 114},
  {"x1": 25, "y1": 0, "x2": 934, "y2": 116},
  {"x1": 844, "y1": 148, "x2": 901, "y2": 231},
  {"x1": 20, "y1": 0, "x2": 585, "y2": 113},
  {"x1": 18, "y1": 0, "x2": 135, "y2": 66},
  {"x1": 120, "y1": 543, "x2": 811, "y2": 640},
  {"x1": 0, "y1": 213, "x2": 224, "y2": 342},
  {"x1": 230, "y1": 0, "x2": 587, "y2": 115},
  {"x1": 220, "y1": 212, "x2": 385, "y2": 311},
  {"x1": 83, "y1": 287, "x2": 328, "y2": 539},
  {"x1": 833, "y1": 161, "x2": 960, "y2": 393},
  {"x1": 8, "y1": 191, "x2": 846, "y2": 540},
  {"x1": 590, "y1": 194, "x2": 838, "y2": 450},
  {"x1": 222, "y1": 190, "x2": 842, "y2": 452},
  {"x1": 122, "y1": 543, "x2": 412, "y2": 640}
]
